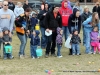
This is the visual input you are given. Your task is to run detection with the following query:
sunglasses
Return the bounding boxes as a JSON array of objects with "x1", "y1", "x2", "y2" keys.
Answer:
[{"x1": 4, "y1": 5, "x2": 8, "y2": 6}]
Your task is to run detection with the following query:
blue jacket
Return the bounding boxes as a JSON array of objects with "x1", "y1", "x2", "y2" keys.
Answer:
[
  {"x1": 82, "y1": 16, "x2": 100, "y2": 32},
  {"x1": 30, "y1": 17, "x2": 38, "y2": 27},
  {"x1": 29, "y1": 30, "x2": 40, "y2": 46}
]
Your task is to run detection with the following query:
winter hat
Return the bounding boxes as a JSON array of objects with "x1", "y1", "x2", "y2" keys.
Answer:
[{"x1": 2, "y1": 27, "x2": 9, "y2": 32}]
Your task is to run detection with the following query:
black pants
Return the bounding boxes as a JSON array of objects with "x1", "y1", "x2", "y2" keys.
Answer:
[{"x1": 46, "y1": 31, "x2": 57, "y2": 55}]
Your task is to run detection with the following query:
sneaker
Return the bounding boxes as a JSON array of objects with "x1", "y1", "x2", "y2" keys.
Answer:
[
  {"x1": 72, "y1": 53, "x2": 75, "y2": 55},
  {"x1": 87, "y1": 52, "x2": 92, "y2": 54},
  {"x1": 99, "y1": 52, "x2": 100, "y2": 54},
  {"x1": 4, "y1": 57, "x2": 7, "y2": 60},
  {"x1": 37, "y1": 57, "x2": 40, "y2": 59},
  {"x1": 32, "y1": 57, "x2": 35, "y2": 59},
  {"x1": 51, "y1": 53, "x2": 56, "y2": 57},
  {"x1": 45, "y1": 54, "x2": 49, "y2": 58},
  {"x1": 9, "y1": 56, "x2": 14, "y2": 59},
  {"x1": 57, "y1": 55, "x2": 63, "y2": 58},
  {"x1": 93, "y1": 52, "x2": 96, "y2": 54},
  {"x1": 77, "y1": 53, "x2": 79, "y2": 55},
  {"x1": 19, "y1": 55, "x2": 24, "y2": 59}
]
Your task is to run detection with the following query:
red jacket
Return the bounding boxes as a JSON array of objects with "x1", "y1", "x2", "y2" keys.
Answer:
[{"x1": 59, "y1": 1, "x2": 72, "y2": 26}]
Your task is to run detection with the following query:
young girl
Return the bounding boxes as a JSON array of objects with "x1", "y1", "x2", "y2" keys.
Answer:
[
  {"x1": 70, "y1": 29, "x2": 81, "y2": 55},
  {"x1": 83, "y1": 12, "x2": 100, "y2": 54},
  {"x1": 29, "y1": 30, "x2": 40, "y2": 59},
  {"x1": 56, "y1": 27, "x2": 63, "y2": 58},
  {"x1": 2, "y1": 27, "x2": 13, "y2": 59},
  {"x1": 90, "y1": 26, "x2": 100, "y2": 54}
]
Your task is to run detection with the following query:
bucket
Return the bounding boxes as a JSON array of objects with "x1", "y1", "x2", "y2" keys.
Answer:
[
  {"x1": 36, "y1": 48, "x2": 42, "y2": 57},
  {"x1": 35, "y1": 24, "x2": 40, "y2": 30},
  {"x1": 4, "y1": 45, "x2": 12, "y2": 53}
]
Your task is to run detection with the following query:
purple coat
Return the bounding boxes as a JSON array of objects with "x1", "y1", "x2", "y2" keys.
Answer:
[
  {"x1": 90, "y1": 31, "x2": 99, "y2": 42},
  {"x1": 56, "y1": 27, "x2": 63, "y2": 45}
]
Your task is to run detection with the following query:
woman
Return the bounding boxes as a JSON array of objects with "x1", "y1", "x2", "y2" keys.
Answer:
[
  {"x1": 38, "y1": 3, "x2": 49, "y2": 49},
  {"x1": 81, "y1": 6, "x2": 92, "y2": 46},
  {"x1": 92, "y1": 2, "x2": 100, "y2": 18},
  {"x1": 73, "y1": 1, "x2": 83, "y2": 15},
  {"x1": 83, "y1": 12, "x2": 100, "y2": 54},
  {"x1": 68, "y1": 8, "x2": 81, "y2": 55},
  {"x1": 15, "y1": 8, "x2": 31, "y2": 59}
]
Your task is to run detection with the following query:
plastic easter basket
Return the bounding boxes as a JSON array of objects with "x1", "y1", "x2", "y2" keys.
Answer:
[
  {"x1": 4, "y1": 45, "x2": 12, "y2": 53},
  {"x1": 36, "y1": 48, "x2": 42, "y2": 57},
  {"x1": 35, "y1": 25, "x2": 40, "y2": 30}
]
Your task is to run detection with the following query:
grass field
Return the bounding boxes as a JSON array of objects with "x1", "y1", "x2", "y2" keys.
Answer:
[{"x1": 0, "y1": 31, "x2": 100, "y2": 75}]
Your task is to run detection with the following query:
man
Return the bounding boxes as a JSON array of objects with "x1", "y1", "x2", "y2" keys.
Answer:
[
  {"x1": 8, "y1": 0, "x2": 15, "y2": 11},
  {"x1": 0, "y1": 1, "x2": 15, "y2": 59},
  {"x1": 59, "y1": 0, "x2": 72, "y2": 41},
  {"x1": 44, "y1": 5, "x2": 62, "y2": 58},
  {"x1": 23, "y1": 0, "x2": 30, "y2": 11}
]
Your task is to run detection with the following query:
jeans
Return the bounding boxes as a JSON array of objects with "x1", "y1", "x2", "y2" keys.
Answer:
[
  {"x1": 62, "y1": 26, "x2": 69, "y2": 41},
  {"x1": 57, "y1": 44, "x2": 62, "y2": 56},
  {"x1": 40, "y1": 27, "x2": 47, "y2": 48},
  {"x1": 31, "y1": 27, "x2": 35, "y2": 32},
  {"x1": 17, "y1": 33, "x2": 27, "y2": 56},
  {"x1": 3, "y1": 44, "x2": 12, "y2": 59},
  {"x1": 72, "y1": 44, "x2": 80, "y2": 55},
  {"x1": 30, "y1": 45, "x2": 37, "y2": 58},
  {"x1": 85, "y1": 31, "x2": 91, "y2": 53},
  {"x1": 83, "y1": 27, "x2": 86, "y2": 45},
  {"x1": 46, "y1": 31, "x2": 57, "y2": 55}
]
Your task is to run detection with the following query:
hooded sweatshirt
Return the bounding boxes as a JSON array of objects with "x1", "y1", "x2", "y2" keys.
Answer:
[
  {"x1": 8, "y1": 2, "x2": 15, "y2": 11},
  {"x1": 68, "y1": 8, "x2": 81, "y2": 34},
  {"x1": 59, "y1": 0, "x2": 72, "y2": 26},
  {"x1": 0, "y1": 8, "x2": 15, "y2": 32},
  {"x1": 56, "y1": 27, "x2": 63, "y2": 45},
  {"x1": 14, "y1": 6, "x2": 24, "y2": 18},
  {"x1": 29, "y1": 30, "x2": 40, "y2": 46}
]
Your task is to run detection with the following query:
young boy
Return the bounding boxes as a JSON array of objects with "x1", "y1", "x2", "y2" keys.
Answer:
[
  {"x1": 30, "y1": 13, "x2": 38, "y2": 32},
  {"x1": 2, "y1": 27, "x2": 13, "y2": 59},
  {"x1": 56, "y1": 27, "x2": 63, "y2": 58},
  {"x1": 29, "y1": 30, "x2": 40, "y2": 59},
  {"x1": 70, "y1": 29, "x2": 81, "y2": 55}
]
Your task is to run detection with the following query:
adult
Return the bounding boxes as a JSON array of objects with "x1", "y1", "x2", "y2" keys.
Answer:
[
  {"x1": 73, "y1": 1, "x2": 83, "y2": 15},
  {"x1": 23, "y1": 0, "x2": 30, "y2": 11},
  {"x1": 92, "y1": 2, "x2": 100, "y2": 18},
  {"x1": 14, "y1": 2, "x2": 24, "y2": 18},
  {"x1": 59, "y1": 0, "x2": 72, "y2": 41},
  {"x1": 82, "y1": 12, "x2": 100, "y2": 54},
  {"x1": 0, "y1": 1, "x2": 15, "y2": 58},
  {"x1": 8, "y1": 0, "x2": 15, "y2": 11},
  {"x1": 38, "y1": 3, "x2": 49, "y2": 49},
  {"x1": 0, "y1": 1, "x2": 2, "y2": 9},
  {"x1": 44, "y1": 5, "x2": 62, "y2": 58},
  {"x1": 68, "y1": 8, "x2": 81, "y2": 55},
  {"x1": 81, "y1": 6, "x2": 92, "y2": 46},
  {"x1": 15, "y1": 8, "x2": 31, "y2": 59}
]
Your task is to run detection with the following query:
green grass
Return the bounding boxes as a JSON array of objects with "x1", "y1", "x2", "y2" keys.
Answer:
[{"x1": 0, "y1": 31, "x2": 100, "y2": 75}]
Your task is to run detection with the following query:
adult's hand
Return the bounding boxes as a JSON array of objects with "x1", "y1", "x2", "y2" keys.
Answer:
[
  {"x1": 0, "y1": 32, "x2": 3, "y2": 38},
  {"x1": 9, "y1": 32, "x2": 12, "y2": 37},
  {"x1": 70, "y1": 34, "x2": 72, "y2": 38}
]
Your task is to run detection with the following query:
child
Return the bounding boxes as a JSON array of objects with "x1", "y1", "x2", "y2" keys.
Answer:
[
  {"x1": 70, "y1": 29, "x2": 81, "y2": 55},
  {"x1": 90, "y1": 26, "x2": 100, "y2": 54},
  {"x1": 2, "y1": 27, "x2": 13, "y2": 59},
  {"x1": 56, "y1": 27, "x2": 63, "y2": 58},
  {"x1": 29, "y1": 30, "x2": 40, "y2": 59},
  {"x1": 30, "y1": 13, "x2": 38, "y2": 32}
]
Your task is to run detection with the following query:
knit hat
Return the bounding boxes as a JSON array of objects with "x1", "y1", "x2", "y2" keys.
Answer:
[{"x1": 2, "y1": 27, "x2": 9, "y2": 32}]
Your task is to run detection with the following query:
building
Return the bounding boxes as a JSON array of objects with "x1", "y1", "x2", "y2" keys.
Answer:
[{"x1": 12, "y1": 0, "x2": 100, "y2": 4}]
